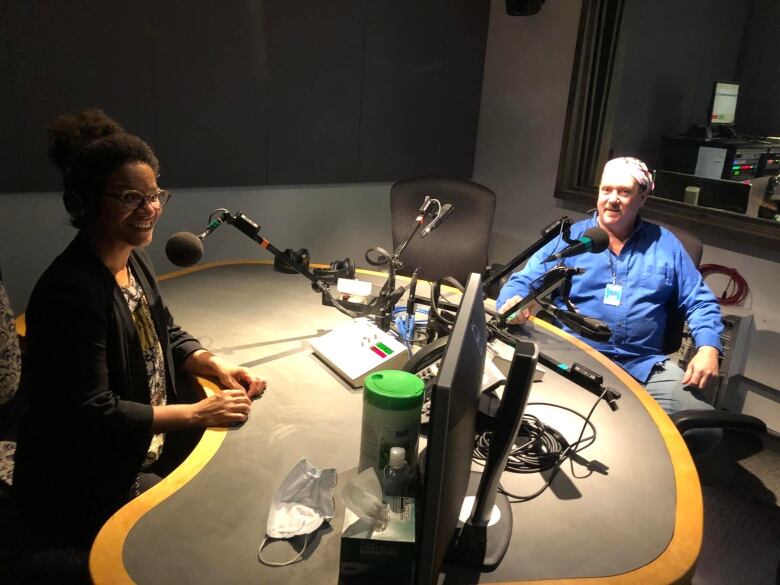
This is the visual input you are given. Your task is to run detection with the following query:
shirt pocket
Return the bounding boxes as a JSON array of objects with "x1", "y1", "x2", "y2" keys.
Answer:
[{"x1": 640, "y1": 266, "x2": 673, "y2": 304}]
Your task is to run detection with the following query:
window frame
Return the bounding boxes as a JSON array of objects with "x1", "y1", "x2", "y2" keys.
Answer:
[{"x1": 555, "y1": 0, "x2": 780, "y2": 249}]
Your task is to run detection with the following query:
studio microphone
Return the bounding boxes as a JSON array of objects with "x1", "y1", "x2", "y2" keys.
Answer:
[
  {"x1": 420, "y1": 203, "x2": 454, "y2": 238},
  {"x1": 416, "y1": 195, "x2": 433, "y2": 222},
  {"x1": 165, "y1": 216, "x2": 227, "y2": 267},
  {"x1": 543, "y1": 226, "x2": 609, "y2": 263},
  {"x1": 544, "y1": 305, "x2": 612, "y2": 342}
]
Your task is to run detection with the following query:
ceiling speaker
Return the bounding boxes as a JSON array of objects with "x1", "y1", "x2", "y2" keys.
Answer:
[{"x1": 506, "y1": 0, "x2": 546, "y2": 16}]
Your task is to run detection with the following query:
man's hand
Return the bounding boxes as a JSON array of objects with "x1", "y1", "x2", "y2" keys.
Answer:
[
  {"x1": 682, "y1": 345, "x2": 720, "y2": 390},
  {"x1": 498, "y1": 295, "x2": 541, "y2": 325}
]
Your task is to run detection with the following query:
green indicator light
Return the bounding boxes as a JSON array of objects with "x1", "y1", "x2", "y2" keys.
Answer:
[{"x1": 376, "y1": 342, "x2": 393, "y2": 355}]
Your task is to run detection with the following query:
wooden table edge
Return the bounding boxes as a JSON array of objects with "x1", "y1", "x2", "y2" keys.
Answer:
[
  {"x1": 487, "y1": 318, "x2": 702, "y2": 585},
  {"x1": 86, "y1": 262, "x2": 702, "y2": 585}
]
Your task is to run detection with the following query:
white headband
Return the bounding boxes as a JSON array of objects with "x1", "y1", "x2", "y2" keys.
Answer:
[{"x1": 603, "y1": 157, "x2": 654, "y2": 194}]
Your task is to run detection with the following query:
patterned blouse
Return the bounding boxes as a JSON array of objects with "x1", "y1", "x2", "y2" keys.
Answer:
[
  {"x1": 0, "y1": 278, "x2": 21, "y2": 406},
  {"x1": 121, "y1": 267, "x2": 167, "y2": 467}
]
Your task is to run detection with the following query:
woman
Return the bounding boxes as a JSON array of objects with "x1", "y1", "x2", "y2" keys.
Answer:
[
  {"x1": 0, "y1": 266, "x2": 21, "y2": 407},
  {"x1": 12, "y1": 110, "x2": 266, "y2": 552}
]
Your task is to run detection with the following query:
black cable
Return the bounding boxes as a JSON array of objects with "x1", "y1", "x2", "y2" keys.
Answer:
[
  {"x1": 428, "y1": 278, "x2": 457, "y2": 328},
  {"x1": 472, "y1": 391, "x2": 605, "y2": 503},
  {"x1": 208, "y1": 208, "x2": 230, "y2": 223}
]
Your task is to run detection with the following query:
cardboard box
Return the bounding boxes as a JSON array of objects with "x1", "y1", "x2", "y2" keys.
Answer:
[{"x1": 339, "y1": 497, "x2": 416, "y2": 584}]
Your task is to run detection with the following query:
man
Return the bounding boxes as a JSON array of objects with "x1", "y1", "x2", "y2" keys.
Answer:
[{"x1": 497, "y1": 157, "x2": 722, "y2": 446}]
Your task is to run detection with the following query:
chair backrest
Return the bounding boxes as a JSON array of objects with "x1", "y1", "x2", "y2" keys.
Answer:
[
  {"x1": 658, "y1": 222, "x2": 704, "y2": 355},
  {"x1": 390, "y1": 176, "x2": 496, "y2": 285}
]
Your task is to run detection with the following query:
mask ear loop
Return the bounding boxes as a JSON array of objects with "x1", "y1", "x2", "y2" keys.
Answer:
[{"x1": 258, "y1": 533, "x2": 310, "y2": 566}]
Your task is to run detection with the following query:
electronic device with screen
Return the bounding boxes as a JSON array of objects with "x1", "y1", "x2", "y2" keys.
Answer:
[
  {"x1": 416, "y1": 272, "x2": 487, "y2": 585},
  {"x1": 653, "y1": 170, "x2": 750, "y2": 214},
  {"x1": 416, "y1": 273, "x2": 541, "y2": 583},
  {"x1": 706, "y1": 81, "x2": 740, "y2": 140},
  {"x1": 452, "y1": 339, "x2": 539, "y2": 569}
]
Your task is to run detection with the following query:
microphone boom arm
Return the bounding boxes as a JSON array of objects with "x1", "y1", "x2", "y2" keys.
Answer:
[
  {"x1": 482, "y1": 216, "x2": 573, "y2": 293},
  {"x1": 221, "y1": 211, "x2": 368, "y2": 319}
]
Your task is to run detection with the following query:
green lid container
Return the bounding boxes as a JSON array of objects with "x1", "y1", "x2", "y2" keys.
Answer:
[{"x1": 363, "y1": 370, "x2": 424, "y2": 411}]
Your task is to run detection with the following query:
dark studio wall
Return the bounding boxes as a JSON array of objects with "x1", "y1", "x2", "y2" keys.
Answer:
[
  {"x1": 735, "y1": 0, "x2": 780, "y2": 137},
  {"x1": 0, "y1": 0, "x2": 490, "y2": 193}
]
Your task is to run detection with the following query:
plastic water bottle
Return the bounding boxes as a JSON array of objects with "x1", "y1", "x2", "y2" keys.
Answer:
[{"x1": 382, "y1": 446, "x2": 411, "y2": 497}]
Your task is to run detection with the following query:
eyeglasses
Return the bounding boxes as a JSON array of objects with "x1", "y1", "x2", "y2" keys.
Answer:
[{"x1": 105, "y1": 189, "x2": 172, "y2": 210}]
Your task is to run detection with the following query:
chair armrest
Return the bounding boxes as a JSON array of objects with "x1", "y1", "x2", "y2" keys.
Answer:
[
  {"x1": 671, "y1": 409, "x2": 767, "y2": 435},
  {"x1": 483, "y1": 263, "x2": 507, "y2": 300}
]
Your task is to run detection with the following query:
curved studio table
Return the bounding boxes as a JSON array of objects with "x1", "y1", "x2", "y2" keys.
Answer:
[{"x1": 89, "y1": 262, "x2": 702, "y2": 585}]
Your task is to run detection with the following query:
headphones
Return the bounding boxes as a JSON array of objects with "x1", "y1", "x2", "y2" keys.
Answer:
[
  {"x1": 274, "y1": 248, "x2": 311, "y2": 274},
  {"x1": 313, "y1": 257, "x2": 355, "y2": 285},
  {"x1": 274, "y1": 248, "x2": 355, "y2": 285},
  {"x1": 63, "y1": 168, "x2": 86, "y2": 217},
  {"x1": 63, "y1": 189, "x2": 86, "y2": 217}
]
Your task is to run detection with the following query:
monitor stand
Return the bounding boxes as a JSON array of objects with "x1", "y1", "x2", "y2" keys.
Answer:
[
  {"x1": 444, "y1": 340, "x2": 538, "y2": 572},
  {"x1": 445, "y1": 471, "x2": 514, "y2": 571}
]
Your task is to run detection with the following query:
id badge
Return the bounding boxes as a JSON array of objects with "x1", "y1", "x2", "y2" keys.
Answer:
[{"x1": 603, "y1": 283, "x2": 623, "y2": 306}]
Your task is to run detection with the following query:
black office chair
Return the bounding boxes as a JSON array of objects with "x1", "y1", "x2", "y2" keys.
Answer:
[
  {"x1": 390, "y1": 176, "x2": 496, "y2": 287},
  {"x1": 657, "y1": 222, "x2": 765, "y2": 436},
  {"x1": 657, "y1": 224, "x2": 776, "y2": 585}
]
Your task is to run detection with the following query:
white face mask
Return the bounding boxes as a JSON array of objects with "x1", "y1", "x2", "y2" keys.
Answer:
[{"x1": 258, "y1": 459, "x2": 337, "y2": 566}]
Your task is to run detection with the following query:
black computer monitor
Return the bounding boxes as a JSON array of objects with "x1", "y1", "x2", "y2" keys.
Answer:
[
  {"x1": 416, "y1": 272, "x2": 487, "y2": 585},
  {"x1": 416, "y1": 273, "x2": 540, "y2": 584},
  {"x1": 654, "y1": 170, "x2": 750, "y2": 214}
]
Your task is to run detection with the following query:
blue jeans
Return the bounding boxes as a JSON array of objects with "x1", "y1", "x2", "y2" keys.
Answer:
[{"x1": 644, "y1": 360, "x2": 722, "y2": 454}]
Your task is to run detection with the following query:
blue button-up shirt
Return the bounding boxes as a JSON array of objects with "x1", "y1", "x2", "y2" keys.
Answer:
[{"x1": 496, "y1": 215, "x2": 723, "y2": 383}]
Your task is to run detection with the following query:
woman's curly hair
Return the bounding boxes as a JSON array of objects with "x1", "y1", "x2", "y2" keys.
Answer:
[{"x1": 47, "y1": 109, "x2": 160, "y2": 229}]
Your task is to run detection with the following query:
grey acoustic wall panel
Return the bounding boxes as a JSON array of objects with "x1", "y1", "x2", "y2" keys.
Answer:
[
  {"x1": 265, "y1": 0, "x2": 363, "y2": 184},
  {"x1": 0, "y1": 0, "x2": 490, "y2": 192},
  {"x1": 151, "y1": 1, "x2": 269, "y2": 187},
  {"x1": 0, "y1": 7, "x2": 21, "y2": 192},
  {"x1": 433, "y1": 0, "x2": 491, "y2": 178},
  {"x1": 358, "y1": 0, "x2": 445, "y2": 181},
  {"x1": 4, "y1": 1, "x2": 156, "y2": 192}
]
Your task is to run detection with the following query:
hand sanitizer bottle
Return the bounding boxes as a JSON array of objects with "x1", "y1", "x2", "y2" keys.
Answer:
[{"x1": 382, "y1": 446, "x2": 410, "y2": 497}]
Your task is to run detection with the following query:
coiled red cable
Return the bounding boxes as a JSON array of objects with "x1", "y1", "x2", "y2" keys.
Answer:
[{"x1": 699, "y1": 264, "x2": 749, "y2": 306}]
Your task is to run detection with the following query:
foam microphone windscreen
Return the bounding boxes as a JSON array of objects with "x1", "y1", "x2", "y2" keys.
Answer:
[
  {"x1": 583, "y1": 226, "x2": 610, "y2": 253},
  {"x1": 165, "y1": 232, "x2": 203, "y2": 267}
]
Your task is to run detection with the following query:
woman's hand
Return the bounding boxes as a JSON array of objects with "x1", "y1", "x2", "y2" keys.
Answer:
[
  {"x1": 184, "y1": 350, "x2": 267, "y2": 398},
  {"x1": 191, "y1": 389, "x2": 252, "y2": 427},
  {"x1": 152, "y1": 387, "x2": 255, "y2": 432}
]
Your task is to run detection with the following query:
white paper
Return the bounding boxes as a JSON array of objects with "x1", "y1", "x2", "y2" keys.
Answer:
[{"x1": 694, "y1": 146, "x2": 727, "y2": 179}]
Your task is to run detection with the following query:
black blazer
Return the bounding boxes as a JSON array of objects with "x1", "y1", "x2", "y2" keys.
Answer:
[{"x1": 13, "y1": 232, "x2": 202, "y2": 534}]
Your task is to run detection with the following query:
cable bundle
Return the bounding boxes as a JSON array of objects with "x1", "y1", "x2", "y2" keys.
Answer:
[
  {"x1": 699, "y1": 264, "x2": 749, "y2": 306},
  {"x1": 473, "y1": 414, "x2": 570, "y2": 474},
  {"x1": 472, "y1": 397, "x2": 603, "y2": 502}
]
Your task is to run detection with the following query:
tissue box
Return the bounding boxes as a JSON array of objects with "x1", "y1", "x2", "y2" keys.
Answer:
[{"x1": 339, "y1": 497, "x2": 416, "y2": 584}]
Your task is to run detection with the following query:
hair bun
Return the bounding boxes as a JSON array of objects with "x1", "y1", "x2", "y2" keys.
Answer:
[{"x1": 47, "y1": 109, "x2": 124, "y2": 171}]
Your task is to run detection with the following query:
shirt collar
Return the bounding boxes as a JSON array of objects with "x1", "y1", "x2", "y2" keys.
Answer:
[{"x1": 590, "y1": 212, "x2": 646, "y2": 241}]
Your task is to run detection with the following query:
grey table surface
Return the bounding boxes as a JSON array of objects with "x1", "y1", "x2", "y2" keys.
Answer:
[{"x1": 102, "y1": 264, "x2": 685, "y2": 584}]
